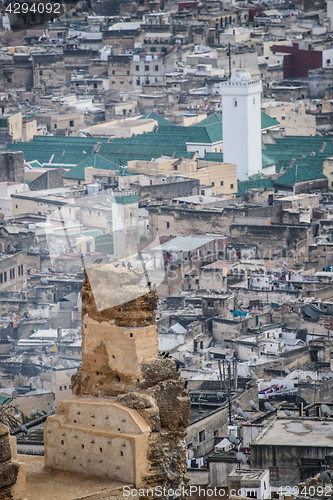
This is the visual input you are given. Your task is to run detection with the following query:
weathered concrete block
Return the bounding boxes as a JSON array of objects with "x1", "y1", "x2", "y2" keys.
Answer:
[
  {"x1": 0, "y1": 462, "x2": 19, "y2": 489},
  {"x1": 140, "y1": 358, "x2": 180, "y2": 387},
  {"x1": 149, "y1": 379, "x2": 191, "y2": 431}
]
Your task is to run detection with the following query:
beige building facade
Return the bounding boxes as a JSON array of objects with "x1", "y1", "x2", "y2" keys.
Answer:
[{"x1": 128, "y1": 158, "x2": 238, "y2": 195}]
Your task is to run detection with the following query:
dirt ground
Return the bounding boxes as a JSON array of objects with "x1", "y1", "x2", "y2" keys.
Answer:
[{"x1": 19, "y1": 455, "x2": 129, "y2": 500}]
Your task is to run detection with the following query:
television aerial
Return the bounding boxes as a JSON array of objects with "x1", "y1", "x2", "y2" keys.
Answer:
[{"x1": 284, "y1": 409, "x2": 292, "y2": 417}]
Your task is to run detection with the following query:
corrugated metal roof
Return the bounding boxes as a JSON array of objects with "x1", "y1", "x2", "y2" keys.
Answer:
[{"x1": 159, "y1": 236, "x2": 216, "y2": 252}]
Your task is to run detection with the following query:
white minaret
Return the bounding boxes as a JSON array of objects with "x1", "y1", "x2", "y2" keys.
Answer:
[{"x1": 221, "y1": 70, "x2": 262, "y2": 182}]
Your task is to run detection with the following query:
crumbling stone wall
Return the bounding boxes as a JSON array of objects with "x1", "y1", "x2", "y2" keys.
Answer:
[
  {"x1": 70, "y1": 265, "x2": 191, "y2": 491},
  {"x1": 0, "y1": 424, "x2": 19, "y2": 500}
]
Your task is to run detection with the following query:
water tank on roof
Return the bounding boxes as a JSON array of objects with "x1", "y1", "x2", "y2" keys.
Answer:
[{"x1": 87, "y1": 183, "x2": 100, "y2": 195}]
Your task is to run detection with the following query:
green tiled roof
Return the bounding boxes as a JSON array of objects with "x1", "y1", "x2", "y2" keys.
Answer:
[
  {"x1": 139, "y1": 112, "x2": 175, "y2": 127},
  {"x1": 237, "y1": 177, "x2": 275, "y2": 196},
  {"x1": 264, "y1": 136, "x2": 333, "y2": 176},
  {"x1": 275, "y1": 163, "x2": 326, "y2": 186},
  {"x1": 62, "y1": 153, "x2": 125, "y2": 180},
  {"x1": 261, "y1": 112, "x2": 280, "y2": 129},
  {"x1": 193, "y1": 113, "x2": 222, "y2": 127},
  {"x1": 262, "y1": 153, "x2": 276, "y2": 167}
]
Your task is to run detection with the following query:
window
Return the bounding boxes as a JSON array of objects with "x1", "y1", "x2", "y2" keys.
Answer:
[
  {"x1": 136, "y1": 65, "x2": 139, "y2": 71},
  {"x1": 54, "y1": 124, "x2": 57, "y2": 129},
  {"x1": 0, "y1": 274, "x2": 2, "y2": 284},
  {"x1": 220, "y1": 180, "x2": 224, "y2": 186},
  {"x1": 199, "y1": 430, "x2": 205, "y2": 442},
  {"x1": 59, "y1": 386, "x2": 62, "y2": 391},
  {"x1": 4, "y1": 272, "x2": 7, "y2": 282},
  {"x1": 233, "y1": 98, "x2": 237, "y2": 107},
  {"x1": 253, "y1": 98, "x2": 255, "y2": 104},
  {"x1": 214, "y1": 430, "x2": 219, "y2": 437},
  {"x1": 154, "y1": 65, "x2": 159, "y2": 71},
  {"x1": 212, "y1": 182, "x2": 214, "y2": 186},
  {"x1": 127, "y1": 70, "x2": 130, "y2": 75},
  {"x1": 112, "y1": 70, "x2": 115, "y2": 75},
  {"x1": 230, "y1": 184, "x2": 234, "y2": 189},
  {"x1": 166, "y1": 222, "x2": 170, "y2": 228},
  {"x1": 69, "y1": 120, "x2": 74, "y2": 127},
  {"x1": 39, "y1": 70, "x2": 43, "y2": 76},
  {"x1": 64, "y1": 386, "x2": 67, "y2": 390},
  {"x1": 137, "y1": 79, "x2": 140, "y2": 85},
  {"x1": 93, "y1": 83, "x2": 97, "y2": 89},
  {"x1": 145, "y1": 65, "x2": 149, "y2": 71},
  {"x1": 282, "y1": 116, "x2": 285, "y2": 120}
]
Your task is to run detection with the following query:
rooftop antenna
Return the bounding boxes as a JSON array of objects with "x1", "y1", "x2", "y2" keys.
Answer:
[
  {"x1": 236, "y1": 451, "x2": 247, "y2": 469},
  {"x1": 320, "y1": 471, "x2": 331, "y2": 484},
  {"x1": 264, "y1": 401, "x2": 274, "y2": 412},
  {"x1": 321, "y1": 404, "x2": 332, "y2": 418},
  {"x1": 228, "y1": 42, "x2": 231, "y2": 80},
  {"x1": 250, "y1": 400, "x2": 257, "y2": 411}
]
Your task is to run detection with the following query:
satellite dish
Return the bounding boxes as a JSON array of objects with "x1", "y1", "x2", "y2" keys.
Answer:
[
  {"x1": 31, "y1": 408, "x2": 37, "y2": 415},
  {"x1": 243, "y1": 411, "x2": 252, "y2": 421},
  {"x1": 285, "y1": 409, "x2": 292, "y2": 417},
  {"x1": 321, "y1": 471, "x2": 331, "y2": 484},
  {"x1": 250, "y1": 400, "x2": 257, "y2": 411},
  {"x1": 217, "y1": 392, "x2": 224, "y2": 400},
  {"x1": 237, "y1": 407, "x2": 245, "y2": 417},
  {"x1": 236, "y1": 451, "x2": 247, "y2": 464},
  {"x1": 251, "y1": 355, "x2": 258, "y2": 363},
  {"x1": 276, "y1": 262, "x2": 281, "y2": 267},
  {"x1": 228, "y1": 433, "x2": 238, "y2": 445},
  {"x1": 14, "y1": 413, "x2": 21, "y2": 419},
  {"x1": 274, "y1": 404, "x2": 280, "y2": 410},
  {"x1": 20, "y1": 425, "x2": 28, "y2": 434},
  {"x1": 321, "y1": 404, "x2": 332, "y2": 417},
  {"x1": 285, "y1": 368, "x2": 290, "y2": 374},
  {"x1": 264, "y1": 402, "x2": 274, "y2": 411}
]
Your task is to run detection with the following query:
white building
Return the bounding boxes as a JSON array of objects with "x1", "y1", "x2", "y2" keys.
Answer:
[{"x1": 221, "y1": 70, "x2": 262, "y2": 181}]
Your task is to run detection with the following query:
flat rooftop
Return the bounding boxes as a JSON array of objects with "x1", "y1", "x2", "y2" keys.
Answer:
[
  {"x1": 21, "y1": 454, "x2": 128, "y2": 500},
  {"x1": 254, "y1": 418, "x2": 333, "y2": 447}
]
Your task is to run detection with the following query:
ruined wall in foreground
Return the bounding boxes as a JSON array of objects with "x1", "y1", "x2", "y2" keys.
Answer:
[{"x1": 45, "y1": 265, "x2": 191, "y2": 490}]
